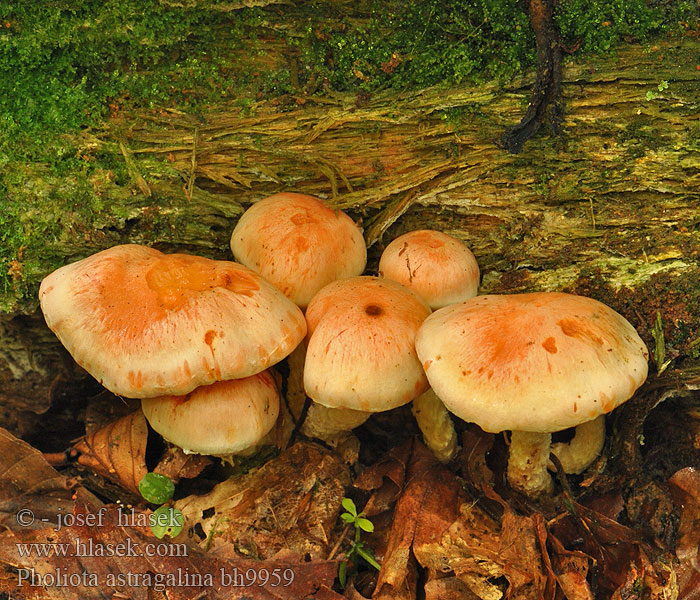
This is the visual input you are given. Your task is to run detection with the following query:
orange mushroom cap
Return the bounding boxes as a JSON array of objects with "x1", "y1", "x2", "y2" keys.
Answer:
[
  {"x1": 304, "y1": 276, "x2": 431, "y2": 412},
  {"x1": 415, "y1": 292, "x2": 649, "y2": 433},
  {"x1": 230, "y1": 193, "x2": 367, "y2": 308},
  {"x1": 141, "y1": 371, "x2": 280, "y2": 455},
  {"x1": 39, "y1": 244, "x2": 306, "y2": 398},
  {"x1": 379, "y1": 230, "x2": 479, "y2": 309}
]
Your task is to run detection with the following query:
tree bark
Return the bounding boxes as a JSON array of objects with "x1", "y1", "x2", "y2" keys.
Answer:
[{"x1": 2, "y1": 37, "x2": 699, "y2": 439}]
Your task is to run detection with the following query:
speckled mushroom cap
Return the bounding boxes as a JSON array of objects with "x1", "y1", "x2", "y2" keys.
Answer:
[
  {"x1": 39, "y1": 244, "x2": 306, "y2": 398},
  {"x1": 415, "y1": 292, "x2": 649, "y2": 433},
  {"x1": 141, "y1": 370, "x2": 280, "y2": 455},
  {"x1": 304, "y1": 276, "x2": 431, "y2": 412},
  {"x1": 230, "y1": 192, "x2": 367, "y2": 309},
  {"x1": 378, "y1": 230, "x2": 479, "y2": 309}
]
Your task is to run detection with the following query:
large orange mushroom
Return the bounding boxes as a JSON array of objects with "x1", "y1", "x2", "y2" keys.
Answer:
[
  {"x1": 416, "y1": 292, "x2": 649, "y2": 497},
  {"x1": 39, "y1": 244, "x2": 306, "y2": 399}
]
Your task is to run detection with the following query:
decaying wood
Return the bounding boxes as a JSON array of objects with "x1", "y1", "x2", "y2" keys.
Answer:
[{"x1": 1, "y1": 38, "x2": 698, "y2": 442}]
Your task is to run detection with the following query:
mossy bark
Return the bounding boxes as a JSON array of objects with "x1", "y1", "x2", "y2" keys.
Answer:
[{"x1": 2, "y1": 38, "x2": 699, "y2": 439}]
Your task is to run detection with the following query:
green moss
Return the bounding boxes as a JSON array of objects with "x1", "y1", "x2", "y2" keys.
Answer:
[{"x1": 0, "y1": 0, "x2": 695, "y2": 312}]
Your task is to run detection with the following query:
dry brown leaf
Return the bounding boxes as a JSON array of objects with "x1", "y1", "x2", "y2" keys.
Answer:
[
  {"x1": 548, "y1": 534, "x2": 593, "y2": 600},
  {"x1": 0, "y1": 427, "x2": 94, "y2": 531},
  {"x1": 354, "y1": 437, "x2": 412, "y2": 517},
  {"x1": 372, "y1": 553, "x2": 417, "y2": 600},
  {"x1": 154, "y1": 445, "x2": 211, "y2": 482},
  {"x1": 424, "y1": 576, "x2": 481, "y2": 600},
  {"x1": 73, "y1": 410, "x2": 148, "y2": 495},
  {"x1": 176, "y1": 441, "x2": 350, "y2": 560},
  {"x1": 371, "y1": 439, "x2": 465, "y2": 599},
  {"x1": 668, "y1": 467, "x2": 700, "y2": 599},
  {"x1": 83, "y1": 391, "x2": 140, "y2": 435},
  {"x1": 550, "y1": 501, "x2": 679, "y2": 600}
]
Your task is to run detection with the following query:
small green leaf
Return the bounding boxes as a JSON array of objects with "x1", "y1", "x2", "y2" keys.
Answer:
[
  {"x1": 355, "y1": 544, "x2": 381, "y2": 571},
  {"x1": 341, "y1": 497, "x2": 357, "y2": 517},
  {"x1": 340, "y1": 513, "x2": 356, "y2": 524},
  {"x1": 150, "y1": 506, "x2": 184, "y2": 539},
  {"x1": 357, "y1": 517, "x2": 374, "y2": 532},
  {"x1": 139, "y1": 473, "x2": 175, "y2": 504},
  {"x1": 338, "y1": 560, "x2": 347, "y2": 588}
]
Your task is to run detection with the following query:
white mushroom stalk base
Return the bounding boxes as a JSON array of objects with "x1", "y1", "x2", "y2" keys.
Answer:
[
  {"x1": 507, "y1": 431, "x2": 554, "y2": 497},
  {"x1": 412, "y1": 388, "x2": 458, "y2": 463},
  {"x1": 550, "y1": 415, "x2": 605, "y2": 475}
]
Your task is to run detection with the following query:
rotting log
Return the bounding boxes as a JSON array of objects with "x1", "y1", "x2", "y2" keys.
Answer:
[{"x1": 1, "y1": 37, "x2": 698, "y2": 442}]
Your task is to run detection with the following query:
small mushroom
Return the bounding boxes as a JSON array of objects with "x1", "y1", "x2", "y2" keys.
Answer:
[
  {"x1": 378, "y1": 229, "x2": 479, "y2": 310},
  {"x1": 302, "y1": 276, "x2": 431, "y2": 440},
  {"x1": 141, "y1": 371, "x2": 280, "y2": 457},
  {"x1": 39, "y1": 244, "x2": 306, "y2": 398},
  {"x1": 230, "y1": 192, "x2": 367, "y2": 309},
  {"x1": 379, "y1": 229, "x2": 480, "y2": 462},
  {"x1": 415, "y1": 292, "x2": 649, "y2": 497}
]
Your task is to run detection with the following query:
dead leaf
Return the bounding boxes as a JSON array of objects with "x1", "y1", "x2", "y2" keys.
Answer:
[
  {"x1": 417, "y1": 496, "x2": 550, "y2": 599},
  {"x1": 73, "y1": 410, "x2": 148, "y2": 496},
  {"x1": 668, "y1": 467, "x2": 700, "y2": 599},
  {"x1": 548, "y1": 534, "x2": 593, "y2": 600},
  {"x1": 176, "y1": 441, "x2": 350, "y2": 560},
  {"x1": 372, "y1": 439, "x2": 465, "y2": 599},
  {"x1": 354, "y1": 437, "x2": 413, "y2": 517},
  {"x1": 0, "y1": 497, "x2": 342, "y2": 600},
  {"x1": 154, "y1": 445, "x2": 211, "y2": 482},
  {"x1": 550, "y1": 501, "x2": 679, "y2": 599},
  {"x1": 424, "y1": 576, "x2": 480, "y2": 600},
  {"x1": 0, "y1": 428, "x2": 102, "y2": 533},
  {"x1": 83, "y1": 391, "x2": 140, "y2": 435}
]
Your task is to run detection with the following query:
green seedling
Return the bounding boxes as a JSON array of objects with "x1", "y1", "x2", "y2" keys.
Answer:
[
  {"x1": 646, "y1": 80, "x2": 669, "y2": 101},
  {"x1": 338, "y1": 498, "x2": 381, "y2": 588},
  {"x1": 138, "y1": 472, "x2": 184, "y2": 539}
]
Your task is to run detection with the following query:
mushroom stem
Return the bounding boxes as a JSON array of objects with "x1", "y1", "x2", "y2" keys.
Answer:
[
  {"x1": 550, "y1": 415, "x2": 605, "y2": 474},
  {"x1": 412, "y1": 388, "x2": 458, "y2": 463},
  {"x1": 507, "y1": 430, "x2": 554, "y2": 497},
  {"x1": 302, "y1": 402, "x2": 371, "y2": 442}
]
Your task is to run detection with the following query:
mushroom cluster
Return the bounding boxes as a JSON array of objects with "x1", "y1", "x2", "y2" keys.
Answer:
[{"x1": 39, "y1": 191, "x2": 650, "y2": 500}]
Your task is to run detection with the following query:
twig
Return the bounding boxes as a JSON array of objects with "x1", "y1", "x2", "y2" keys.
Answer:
[
  {"x1": 327, "y1": 523, "x2": 351, "y2": 561},
  {"x1": 185, "y1": 127, "x2": 199, "y2": 201},
  {"x1": 119, "y1": 142, "x2": 152, "y2": 197},
  {"x1": 500, "y1": 0, "x2": 563, "y2": 153}
]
